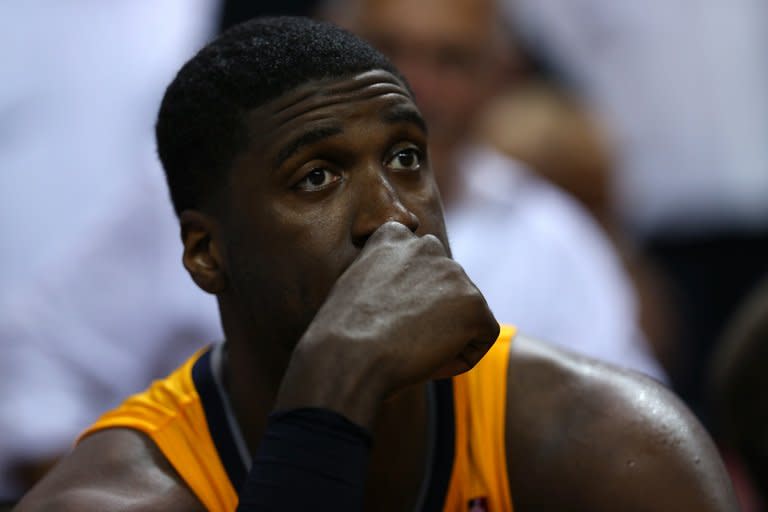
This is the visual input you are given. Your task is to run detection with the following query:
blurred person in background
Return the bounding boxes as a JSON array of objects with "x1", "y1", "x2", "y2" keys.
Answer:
[
  {"x1": 0, "y1": 1, "x2": 212, "y2": 293},
  {"x1": 476, "y1": 78, "x2": 680, "y2": 376},
  {"x1": 503, "y1": 0, "x2": 768, "y2": 422},
  {"x1": 0, "y1": 0, "x2": 224, "y2": 500},
  {"x1": 476, "y1": 82, "x2": 612, "y2": 226},
  {"x1": 320, "y1": 0, "x2": 664, "y2": 378},
  {"x1": 711, "y1": 275, "x2": 768, "y2": 512}
]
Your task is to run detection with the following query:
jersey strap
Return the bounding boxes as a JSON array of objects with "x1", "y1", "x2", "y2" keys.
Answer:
[
  {"x1": 443, "y1": 324, "x2": 516, "y2": 511},
  {"x1": 79, "y1": 347, "x2": 238, "y2": 512}
]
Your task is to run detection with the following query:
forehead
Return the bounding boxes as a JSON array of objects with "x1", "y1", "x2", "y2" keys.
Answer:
[{"x1": 246, "y1": 69, "x2": 420, "y2": 144}]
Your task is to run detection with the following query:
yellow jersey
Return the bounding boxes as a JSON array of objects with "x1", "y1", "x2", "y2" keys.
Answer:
[{"x1": 81, "y1": 325, "x2": 516, "y2": 511}]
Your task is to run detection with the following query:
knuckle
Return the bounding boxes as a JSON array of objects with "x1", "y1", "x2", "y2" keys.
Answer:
[
  {"x1": 371, "y1": 220, "x2": 410, "y2": 241},
  {"x1": 417, "y1": 233, "x2": 447, "y2": 256},
  {"x1": 435, "y1": 260, "x2": 463, "y2": 282},
  {"x1": 382, "y1": 220, "x2": 411, "y2": 236},
  {"x1": 421, "y1": 233, "x2": 443, "y2": 247},
  {"x1": 366, "y1": 221, "x2": 413, "y2": 249}
]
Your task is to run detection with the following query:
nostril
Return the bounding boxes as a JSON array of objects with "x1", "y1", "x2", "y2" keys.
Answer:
[
  {"x1": 351, "y1": 234, "x2": 369, "y2": 249},
  {"x1": 385, "y1": 202, "x2": 420, "y2": 234}
]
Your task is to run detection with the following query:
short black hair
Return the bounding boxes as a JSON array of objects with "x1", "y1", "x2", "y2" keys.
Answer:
[{"x1": 156, "y1": 16, "x2": 402, "y2": 216}]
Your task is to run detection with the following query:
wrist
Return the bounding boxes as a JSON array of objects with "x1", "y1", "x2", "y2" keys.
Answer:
[
  {"x1": 275, "y1": 329, "x2": 386, "y2": 429},
  {"x1": 237, "y1": 408, "x2": 371, "y2": 511}
]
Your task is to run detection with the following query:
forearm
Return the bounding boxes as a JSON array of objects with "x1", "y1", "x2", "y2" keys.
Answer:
[{"x1": 236, "y1": 408, "x2": 372, "y2": 512}]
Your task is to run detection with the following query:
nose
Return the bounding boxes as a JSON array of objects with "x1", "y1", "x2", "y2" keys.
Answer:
[{"x1": 351, "y1": 171, "x2": 420, "y2": 247}]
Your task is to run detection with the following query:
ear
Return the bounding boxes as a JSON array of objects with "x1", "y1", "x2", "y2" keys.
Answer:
[{"x1": 179, "y1": 210, "x2": 228, "y2": 294}]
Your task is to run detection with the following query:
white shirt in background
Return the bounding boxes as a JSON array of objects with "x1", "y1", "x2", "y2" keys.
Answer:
[{"x1": 504, "y1": 0, "x2": 768, "y2": 237}]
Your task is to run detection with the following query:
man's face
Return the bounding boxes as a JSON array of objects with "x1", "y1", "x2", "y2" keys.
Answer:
[
  {"x1": 218, "y1": 70, "x2": 448, "y2": 341},
  {"x1": 339, "y1": 0, "x2": 505, "y2": 152}
]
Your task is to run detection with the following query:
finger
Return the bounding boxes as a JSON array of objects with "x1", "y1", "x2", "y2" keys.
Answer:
[
  {"x1": 365, "y1": 220, "x2": 416, "y2": 247},
  {"x1": 418, "y1": 233, "x2": 448, "y2": 258},
  {"x1": 430, "y1": 336, "x2": 498, "y2": 379}
]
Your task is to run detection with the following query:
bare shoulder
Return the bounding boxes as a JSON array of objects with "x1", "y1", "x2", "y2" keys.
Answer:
[
  {"x1": 505, "y1": 335, "x2": 738, "y2": 512},
  {"x1": 14, "y1": 428, "x2": 204, "y2": 512}
]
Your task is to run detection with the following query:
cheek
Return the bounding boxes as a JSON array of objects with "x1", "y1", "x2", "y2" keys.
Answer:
[
  {"x1": 235, "y1": 205, "x2": 356, "y2": 310},
  {"x1": 408, "y1": 179, "x2": 449, "y2": 242},
  {"x1": 225, "y1": 228, "x2": 345, "y2": 331},
  {"x1": 272, "y1": 200, "x2": 354, "y2": 266}
]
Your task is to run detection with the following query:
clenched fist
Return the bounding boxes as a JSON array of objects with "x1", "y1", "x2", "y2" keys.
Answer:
[{"x1": 275, "y1": 221, "x2": 499, "y2": 427}]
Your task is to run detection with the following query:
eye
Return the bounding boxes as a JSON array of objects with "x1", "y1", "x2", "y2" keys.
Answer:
[
  {"x1": 294, "y1": 168, "x2": 341, "y2": 192},
  {"x1": 387, "y1": 147, "x2": 422, "y2": 171}
]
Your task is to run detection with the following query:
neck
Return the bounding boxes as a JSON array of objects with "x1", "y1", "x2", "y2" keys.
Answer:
[
  {"x1": 219, "y1": 300, "x2": 432, "y2": 510},
  {"x1": 221, "y1": 327, "x2": 431, "y2": 510},
  {"x1": 218, "y1": 300, "x2": 298, "y2": 454}
]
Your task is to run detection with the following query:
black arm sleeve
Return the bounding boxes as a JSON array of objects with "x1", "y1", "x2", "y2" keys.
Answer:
[{"x1": 236, "y1": 408, "x2": 372, "y2": 511}]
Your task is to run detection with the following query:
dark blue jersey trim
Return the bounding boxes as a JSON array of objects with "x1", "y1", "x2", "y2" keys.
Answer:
[
  {"x1": 421, "y1": 378, "x2": 455, "y2": 512},
  {"x1": 191, "y1": 348, "x2": 248, "y2": 492},
  {"x1": 192, "y1": 348, "x2": 456, "y2": 508}
]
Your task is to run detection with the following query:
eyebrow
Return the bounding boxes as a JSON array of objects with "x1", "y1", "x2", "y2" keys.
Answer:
[
  {"x1": 271, "y1": 106, "x2": 427, "y2": 169},
  {"x1": 381, "y1": 107, "x2": 428, "y2": 134},
  {"x1": 274, "y1": 125, "x2": 343, "y2": 169}
]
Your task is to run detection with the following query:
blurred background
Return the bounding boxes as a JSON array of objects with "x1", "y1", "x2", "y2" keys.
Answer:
[{"x1": 1, "y1": 0, "x2": 766, "y2": 509}]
